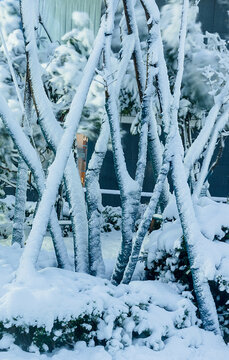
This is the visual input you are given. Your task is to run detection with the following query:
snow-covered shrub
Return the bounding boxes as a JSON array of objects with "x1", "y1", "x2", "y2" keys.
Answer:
[
  {"x1": 101, "y1": 206, "x2": 122, "y2": 232},
  {"x1": 144, "y1": 198, "x2": 229, "y2": 340},
  {"x1": 0, "y1": 265, "x2": 197, "y2": 352},
  {"x1": 43, "y1": 12, "x2": 105, "y2": 140}
]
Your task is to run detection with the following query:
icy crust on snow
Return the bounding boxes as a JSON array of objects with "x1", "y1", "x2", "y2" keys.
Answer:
[
  {"x1": 0, "y1": 244, "x2": 198, "y2": 351},
  {"x1": 146, "y1": 197, "x2": 229, "y2": 287}
]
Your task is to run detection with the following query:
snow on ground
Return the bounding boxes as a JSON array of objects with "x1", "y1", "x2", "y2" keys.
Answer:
[
  {"x1": 0, "y1": 332, "x2": 228, "y2": 360},
  {"x1": 0, "y1": 241, "x2": 227, "y2": 359},
  {"x1": 0, "y1": 197, "x2": 228, "y2": 358}
]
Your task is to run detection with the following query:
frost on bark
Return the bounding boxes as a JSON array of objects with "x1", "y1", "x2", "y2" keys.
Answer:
[
  {"x1": 0, "y1": 26, "x2": 30, "y2": 247},
  {"x1": 184, "y1": 80, "x2": 229, "y2": 176},
  {"x1": 85, "y1": 118, "x2": 109, "y2": 277},
  {"x1": 171, "y1": 154, "x2": 221, "y2": 334},
  {"x1": 12, "y1": 157, "x2": 28, "y2": 247},
  {"x1": 104, "y1": 0, "x2": 171, "y2": 285},
  {"x1": 121, "y1": 2, "x2": 163, "y2": 283},
  {"x1": 122, "y1": 159, "x2": 170, "y2": 284}
]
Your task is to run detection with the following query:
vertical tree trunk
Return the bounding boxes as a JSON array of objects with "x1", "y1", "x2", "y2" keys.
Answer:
[
  {"x1": 103, "y1": 1, "x2": 143, "y2": 285},
  {"x1": 12, "y1": 70, "x2": 33, "y2": 247},
  {"x1": 12, "y1": 158, "x2": 28, "y2": 246},
  {"x1": 85, "y1": 119, "x2": 109, "y2": 277}
]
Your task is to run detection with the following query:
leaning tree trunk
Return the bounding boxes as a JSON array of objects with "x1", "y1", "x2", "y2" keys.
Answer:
[
  {"x1": 123, "y1": 0, "x2": 170, "y2": 212},
  {"x1": 20, "y1": 0, "x2": 89, "y2": 273},
  {"x1": 85, "y1": 25, "x2": 135, "y2": 277},
  {"x1": 161, "y1": 0, "x2": 220, "y2": 334},
  {"x1": 16, "y1": 0, "x2": 111, "y2": 281},
  {"x1": 12, "y1": 70, "x2": 34, "y2": 247},
  {"x1": 171, "y1": 152, "x2": 221, "y2": 334},
  {"x1": 0, "y1": 95, "x2": 71, "y2": 272},
  {"x1": 193, "y1": 105, "x2": 229, "y2": 199}
]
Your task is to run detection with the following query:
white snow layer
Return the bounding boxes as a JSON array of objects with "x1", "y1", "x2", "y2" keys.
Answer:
[
  {"x1": 0, "y1": 333, "x2": 228, "y2": 360},
  {"x1": 0, "y1": 242, "x2": 228, "y2": 359},
  {"x1": 146, "y1": 197, "x2": 229, "y2": 284}
]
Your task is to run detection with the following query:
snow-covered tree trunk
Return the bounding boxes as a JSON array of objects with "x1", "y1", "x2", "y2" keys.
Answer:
[
  {"x1": 130, "y1": 0, "x2": 221, "y2": 334},
  {"x1": 12, "y1": 76, "x2": 33, "y2": 246},
  {"x1": 115, "y1": 0, "x2": 173, "y2": 283},
  {"x1": 171, "y1": 154, "x2": 221, "y2": 334},
  {"x1": 107, "y1": 0, "x2": 170, "y2": 285},
  {"x1": 184, "y1": 80, "x2": 229, "y2": 176},
  {"x1": 122, "y1": 158, "x2": 170, "y2": 284},
  {"x1": 0, "y1": 25, "x2": 29, "y2": 247},
  {"x1": 167, "y1": 0, "x2": 220, "y2": 334},
  {"x1": 0, "y1": 95, "x2": 71, "y2": 272},
  {"x1": 85, "y1": 118, "x2": 108, "y2": 277},
  {"x1": 121, "y1": 3, "x2": 167, "y2": 283},
  {"x1": 16, "y1": 0, "x2": 108, "y2": 280},
  {"x1": 103, "y1": 1, "x2": 144, "y2": 285},
  {"x1": 20, "y1": 0, "x2": 89, "y2": 272},
  {"x1": 193, "y1": 104, "x2": 229, "y2": 199},
  {"x1": 124, "y1": 0, "x2": 170, "y2": 212},
  {"x1": 85, "y1": 28, "x2": 135, "y2": 277},
  {"x1": 12, "y1": 157, "x2": 28, "y2": 246}
]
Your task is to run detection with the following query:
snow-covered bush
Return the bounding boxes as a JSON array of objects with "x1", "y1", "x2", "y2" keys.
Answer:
[
  {"x1": 0, "y1": 256, "x2": 197, "y2": 352},
  {"x1": 43, "y1": 12, "x2": 105, "y2": 140},
  {"x1": 101, "y1": 206, "x2": 122, "y2": 232},
  {"x1": 145, "y1": 198, "x2": 229, "y2": 340}
]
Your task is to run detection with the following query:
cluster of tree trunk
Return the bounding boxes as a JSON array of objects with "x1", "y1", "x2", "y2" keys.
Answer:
[{"x1": 0, "y1": 0, "x2": 228, "y2": 339}]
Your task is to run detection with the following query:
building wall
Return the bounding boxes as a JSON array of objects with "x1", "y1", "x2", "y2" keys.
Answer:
[{"x1": 39, "y1": 0, "x2": 102, "y2": 40}]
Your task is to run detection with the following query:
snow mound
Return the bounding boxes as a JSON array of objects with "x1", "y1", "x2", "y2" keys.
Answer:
[
  {"x1": 0, "y1": 243, "x2": 197, "y2": 352},
  {"x1": 146, "y1": 198, "x2": 229, "y2": 286},
  {"x1": 0, "y1": 331, "x2": 228, "y2": 360}
]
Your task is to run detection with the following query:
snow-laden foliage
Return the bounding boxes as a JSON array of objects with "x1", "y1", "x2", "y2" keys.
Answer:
[
  {"x1": 160, "y1": 1, "x2": 229, "y2": 140},
  {"x1": 145, "y1": 197, "x2": 229, "y2": 340},
  {"x1": 0, "y1": 0, "x2": 24, "y2": 185},
  {"x1": 0, "y1": 0, "x2": 53, "y2": 187},
  {"x1": 43, "y1": 13, "x2": 105, "y2": 140}
]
